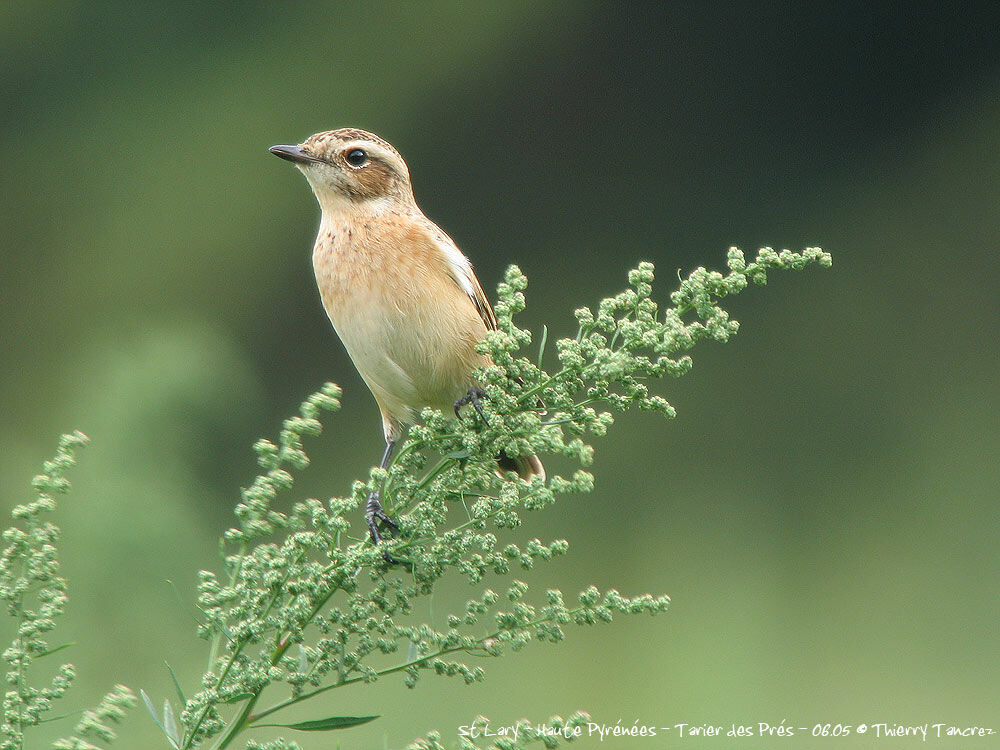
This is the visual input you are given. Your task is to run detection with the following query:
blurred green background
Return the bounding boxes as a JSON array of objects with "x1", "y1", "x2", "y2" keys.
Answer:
[{"x1": 3, "y1": 2, "x2": 999, "y2": 747}]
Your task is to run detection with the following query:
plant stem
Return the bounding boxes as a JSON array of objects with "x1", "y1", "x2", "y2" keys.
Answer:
[
  {"x1": 247, "y1": 604, "x2": 585, "y2": 726},
  {"x1": 212, "y1": 573, "x2": 345, "y2": 749},
  {"x1": 213, "y1": 693, "x2": 261, "y2": 750}
]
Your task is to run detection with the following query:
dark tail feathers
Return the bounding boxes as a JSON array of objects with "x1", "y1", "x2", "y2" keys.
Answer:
[{"x1": 497, "y1": 452, "x2": 545, "y2": 481}]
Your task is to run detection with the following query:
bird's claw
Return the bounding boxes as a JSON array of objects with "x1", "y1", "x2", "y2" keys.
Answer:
[
  {"x1": 366, "y1": 492, "x2": 409, "y2": 567},
  {"x1": 454, "y1": 385, "x2": 488, "y2": 423}
]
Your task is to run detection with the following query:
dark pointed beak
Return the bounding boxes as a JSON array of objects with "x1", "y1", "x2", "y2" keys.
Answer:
[{"x1": 268, "y1": 144, "x2": 324, "y2": 165}]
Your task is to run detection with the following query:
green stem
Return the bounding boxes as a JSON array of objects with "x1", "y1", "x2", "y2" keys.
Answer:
[
  {"x1": 249, "y1": 648, "x2": 462, "y2": 725},
  {"x1": 187, "y1": 545, "x2": 313, "y2": 750},
  {"x1": 415, "y1": 457, "x2": 454, "y2": 490},
  {"x1": 392, "y1": 482, "x2": 547, "y2": 554},
  {"x1": 213, "y1": 573, "x2": 345, "y2": 749},
  {"x1": 213, "y1": 693, "x2": 261, "y2": 750},
  {"x1": 248, "y1": 604, "x2": 586, "y2": 726},
  {"x1": 381, "y1": 431, "x2": 462, "y2": 506},
  {"x1": 206, "y1": 540, "x2": 248, "y2": 677},
  {"x1": 14, "y1": 612, "x2": 26, "y2": 750},
  {"x1": 184, "y1": 638, "x2": 248, "y2": 749}
]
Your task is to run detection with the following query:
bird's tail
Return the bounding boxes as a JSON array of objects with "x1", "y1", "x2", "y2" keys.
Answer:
[{"x1": 497, "y1": 452, "x2": 545, "y2": 481}]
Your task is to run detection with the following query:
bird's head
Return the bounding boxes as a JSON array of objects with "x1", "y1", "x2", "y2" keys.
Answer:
[{"x1": 269, "y1": 128, "x2": 414, "y2": 212}]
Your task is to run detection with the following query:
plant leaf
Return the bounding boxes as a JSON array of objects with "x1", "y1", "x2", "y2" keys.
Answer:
[
  {"x1": 37, "y1": 711, "x2": 77, "y2": 724},
  {"x1": 221, "y1": 692, "x2": 256, "y2": 704},
  {"x1": 140, "y1": 689, "x2": 166, "y2": 734},
  {"x1": 164, "y1": 661, "x2": 186, "y2": 708},
  {"x1": 166, "y1": 578, "x2": 205, "y2": 628},
  {"x1": 253, "y1": 715, "x2": 379, "y2": 732},
  {"x1": 162, "y1": 698, "x2": 180, "y2": 748},
  {"x1": 34, "y1": 642, "x2": 74, "y2": 659}
]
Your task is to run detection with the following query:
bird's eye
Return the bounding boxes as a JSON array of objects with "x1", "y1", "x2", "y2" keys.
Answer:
[{"x1": 345, "y1": 148, "x2": 368, "y2": 167}]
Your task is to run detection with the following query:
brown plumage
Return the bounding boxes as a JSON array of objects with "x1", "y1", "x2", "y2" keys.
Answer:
[{"x1": 270, "y1": 128, "x2": 544, "y2": 555}]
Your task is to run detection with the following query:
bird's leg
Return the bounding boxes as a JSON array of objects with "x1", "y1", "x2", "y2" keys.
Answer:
[
  {"x1": 366, "y1": 440, "x2": 405, "y2": 565},
  {"x1": 454, "y1": 385, "x2": 488, "y2": 423}
]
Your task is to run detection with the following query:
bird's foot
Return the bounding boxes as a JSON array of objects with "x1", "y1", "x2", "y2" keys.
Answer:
[
  {"x1": 366, "y1": 492, "x2": 409, "y2": 567},
  {"x1": 454, "y1": 385, "x2": 488, "y2": 423}
]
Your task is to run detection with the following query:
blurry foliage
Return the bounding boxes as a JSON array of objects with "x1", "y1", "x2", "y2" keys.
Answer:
[{"x1": 0, "y1": 433, "x2": 135, "y2": 750}]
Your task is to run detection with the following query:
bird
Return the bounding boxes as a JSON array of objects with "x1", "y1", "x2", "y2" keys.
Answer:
[{"x1": 269, "y1": 128, "x2": 544, "y2": 559}]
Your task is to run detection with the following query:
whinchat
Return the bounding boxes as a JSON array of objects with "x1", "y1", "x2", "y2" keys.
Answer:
[{"x1": 269, "y1": 128, "x2": 544, "y2": 559}]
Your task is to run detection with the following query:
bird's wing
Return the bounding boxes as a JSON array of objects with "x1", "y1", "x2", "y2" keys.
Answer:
[
  {"x1": 465, "y1": 266, "x2": 498, "y2": 332},
  {"x1": 427, "y1": 218, "x2": 546, "y2": 420},
  {"x1": 433, "y1": 226, "x2": 497, "y2": 331}
]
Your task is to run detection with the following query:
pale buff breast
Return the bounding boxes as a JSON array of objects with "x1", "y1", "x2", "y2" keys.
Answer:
[{"x1": 312, "y1": 211, "x2": 489, "y2": 438}]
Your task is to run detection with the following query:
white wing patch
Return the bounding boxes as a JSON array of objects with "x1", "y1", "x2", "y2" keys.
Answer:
[
  {"x1": 440, "y1": 238, "x2": 477, "y2": 299},
  {"x1": 436, "y1": 232, "x2": 498, "y2": 331}
]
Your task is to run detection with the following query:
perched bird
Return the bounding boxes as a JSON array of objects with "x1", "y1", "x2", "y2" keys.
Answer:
[{"x1": 269, "y1": 128, "x2": 544, "y2": 556}]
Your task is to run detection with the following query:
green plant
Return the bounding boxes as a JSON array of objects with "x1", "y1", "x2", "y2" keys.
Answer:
[
  {"x1": 2, "y1": 247, "x2": 831, "y2": 749},
  {"x1": 1, "y1": 432, "x2": 135, "y2": 750},
  {"x1": 167, "y1": 247, "x2": 830, "y2": 749}
]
